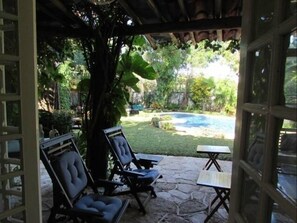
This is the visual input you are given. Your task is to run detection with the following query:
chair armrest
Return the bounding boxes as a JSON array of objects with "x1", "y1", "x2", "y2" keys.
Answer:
[
  {"x1": 119, "y1": 170, "x2": 146, "y2": 177},
  {"x1": 137, "y1": 159, "x2": 157, "y2": 169},
  {"x1": 93, "y1": 179, "x2": 124, "y2": 195},
  {"x1": 135, "y1": 153, "x2": 163, "y2": 169},
  {"x1": 94, "y1": 179, "x2": 124, "y2": 187}
]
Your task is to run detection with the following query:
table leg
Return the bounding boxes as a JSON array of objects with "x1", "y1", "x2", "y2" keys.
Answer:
[
  {"x1": 204, "y1": 188, "x2": 230, "y2": 223},
  {"x1": 203, "y1": 157, "x2": 213, "y2": 170},
  {"x1": 210, "y1": 154, "x2": 222, "y2": 171},
  {"x1": 204, "y1": 153, "x2": 222, "y2": 171},
  {"x1": 209, "y1": 189, "x2": 229, "y2": 211},
  {"x1": 214, "y1": 188, "x2": 230, "y2": 211}
]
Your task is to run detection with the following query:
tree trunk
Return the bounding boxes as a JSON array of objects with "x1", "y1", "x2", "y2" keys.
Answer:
[{"x1": 83, "y1": 32, "x2": 126, "y2": 179}]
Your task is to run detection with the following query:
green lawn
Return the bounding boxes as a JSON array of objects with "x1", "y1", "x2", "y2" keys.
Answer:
[{"x1": 121, "y1": 118, "x2": 234, "y2": 160}]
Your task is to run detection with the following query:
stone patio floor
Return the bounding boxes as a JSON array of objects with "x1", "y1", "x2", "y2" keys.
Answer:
[{"x1": 41, "y1": 155, "x2": 232, "y2": 223}]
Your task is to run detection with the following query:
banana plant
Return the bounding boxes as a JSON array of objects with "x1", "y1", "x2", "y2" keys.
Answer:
[
  {"x1": 109, "y1": 50, "x2": 157, "y2": 122},
  {"x1": 77, "y1": 49, "x2": 157, "y2": 124},
  {"x1": 117, "y1": 51, "x2": 157, "y2": 92}
]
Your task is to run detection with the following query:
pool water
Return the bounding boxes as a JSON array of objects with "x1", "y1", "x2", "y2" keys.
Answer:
[{"x1": 161, "y1": 112, "x2": 235, "y2": 138}]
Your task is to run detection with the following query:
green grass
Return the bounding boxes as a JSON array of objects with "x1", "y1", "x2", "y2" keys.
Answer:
[{"x1": 121, "y1": 119, "x2": 233, "y2": 160}]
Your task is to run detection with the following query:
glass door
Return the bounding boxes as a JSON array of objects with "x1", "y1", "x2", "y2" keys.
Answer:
[
  {"x1": 229, "y1": 0, "x2": 297, "y2": 222},
  {"x1": 0, "y1": 0, "x2": 41, "y2": 222}
]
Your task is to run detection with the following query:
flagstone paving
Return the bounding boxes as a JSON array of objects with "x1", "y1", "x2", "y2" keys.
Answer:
[{"x1": 41, "y1": 155, "x2": 232, "y2": 223}]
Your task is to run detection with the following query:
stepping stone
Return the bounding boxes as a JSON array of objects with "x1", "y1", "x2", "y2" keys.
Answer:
[
  {"x1": 168, "y1": 189, "x2": 190, "y2": 200},
  {"x1": 177, "y1": 199, "x2": 207, "y2": 215}
]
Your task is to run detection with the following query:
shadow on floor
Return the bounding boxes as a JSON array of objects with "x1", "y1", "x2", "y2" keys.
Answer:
[{"x1": 41, "y1": 156, "x2": 232, "y2": 223}]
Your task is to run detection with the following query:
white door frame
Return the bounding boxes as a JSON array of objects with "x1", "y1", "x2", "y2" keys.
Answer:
[
  {"x1": 0, "y1": 0, "x2": 41, "y2": 222},
  {"x1": 19, "y1": 0, "x2": 42, "y2": 222}
]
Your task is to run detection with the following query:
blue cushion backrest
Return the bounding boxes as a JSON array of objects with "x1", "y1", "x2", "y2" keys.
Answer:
[
  {"x1": 52, "y1": 151, "x2": 88, "y2": 200},
  {"x1": 247, "y1": 140, "x2": 263, "y2": 171},
  {"x1": 111, "y1": 136, "x2": 133, "y2": 165}
]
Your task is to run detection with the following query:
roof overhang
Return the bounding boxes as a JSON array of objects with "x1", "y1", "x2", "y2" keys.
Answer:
[{"x1": 36, "y1": 0, "x2": 242, "y2": 46}]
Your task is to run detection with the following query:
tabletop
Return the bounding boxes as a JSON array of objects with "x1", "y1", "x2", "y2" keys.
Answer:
[
  {"x1": 196, "y1": 145, "x2": 231, "y2": 154},
  {"x1": 197, "y1": 170, "x2": 231, "y2": 189}
]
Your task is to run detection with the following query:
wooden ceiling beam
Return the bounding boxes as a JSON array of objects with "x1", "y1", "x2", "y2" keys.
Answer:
[
  {"x1": 147, "y1": 0, "x2": 167, "y2": 22},
  {"x1": 37, "y1": 26, "x2": 93, "y2": 39},
  {"x1": 118, "y1": 0, "x2": 157, "y2": 48},
  {"x1": 118, "y1": 0, "x2": 142, "y2": 24},
  {"x1": 50, "y1": 0, "x2": 81, "y2": 24},
  {"x1": 178, "y1": 0, "x2": 189, "y2": 20},
  {"x1": 38, "y1": 16, "x2": 242, "y2": 40},
  {"x1": 147, "y1": 0, "x2": 180, "y2": 45},
  {"x1": 119, "y1": 16, "x2": 241, "y2": 36},
  {"x1": 37, "y1": 0, "x2": 88, "y2": 31},
  {"x1": 145, "y1": 34, "x2": 157, "y2": 50},
  {"x1": 214, "y1": 0, "x2": 222, "y2": 18},
  {"x1": 177, "y1": 0, "x2": 196, "y2": 44},
  {"x1": 36, "y1": 3, "x2": 73, "y2": 28},
  {"x1": 215, "y1": 0, "x2": 223, "y2": 41}
]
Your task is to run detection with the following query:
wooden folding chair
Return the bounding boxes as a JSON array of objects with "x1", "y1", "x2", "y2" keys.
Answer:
[
  {"x1": 103, "y1": 126, "x2": 162, "y2": 214},
  {"x1": 40, "y1": 133, "x2": 129, "y2": 223}
]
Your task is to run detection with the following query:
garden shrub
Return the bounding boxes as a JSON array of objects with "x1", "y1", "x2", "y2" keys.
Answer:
[
  {"x1": 225, "y1": 104, "x2": 236, "y2": 115},
  {"x1": 151, "y1": 102, "x2": 162, "y2": 110},
  {"x1": 39, "y1": 109, "x2": 73, "y2": 137},
  {"x1": 151, "y1": 117, "x2": 160, "y2": 127},
  {"x1": 166, "y1": 103, "x2": 180, "y2": 110},
  {"x1": 74, "y1": 130, "x2": 87, "y2": 160},
  {"x1": 160, "y1": 115, "x2": 172, "y2": 121},
  {"x1": 160, "y1": 121, "x2": 175, "y2": 131},
  {"x1": 39, "y1": 109, "x2": 53, "y2": 137},
  {"x1": 59, "y1": 85, "x2": 72, "y2": 110},
  {"x1": 52, "y1": 110, "x2": 73, "y2": 134},
  {"x1": 151, "y1": 115, "x2": 175, "y2": 130}
]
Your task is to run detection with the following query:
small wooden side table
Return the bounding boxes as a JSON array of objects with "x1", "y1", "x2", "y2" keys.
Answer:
[
  {"x1": 197, "y1": 170, "x2": 232, "y2": 223},
  {"x1": 196, "y1": 145, "x2": 231, "y2": 172}
]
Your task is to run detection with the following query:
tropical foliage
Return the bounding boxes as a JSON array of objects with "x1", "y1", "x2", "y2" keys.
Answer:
[
  {"x1": 37, "y1": 30, "x2": 157, "y2": 178},
  {"x1": 37, "y1": 31, "x2": 240, "y2": 178},
  {"x1": 217, "y1": 80, "x2": 237, "y2": 114},
  {"x1": 284, "y1": 56, "x2": 297, "y2": 105},
  {"x1": 37, "y1": 39, "x2": 87, "y2": 111},
  {"x1": 137, "y1": 40, "x2": 240, "y2": 112},
  {"x1": 190, "y1": 76, "x2": 215, "y2": 110},
  {"x1": 76, "y1": 15, "x2": 157, "y2": 177},
  {"x1": 143, "y1": 44, "x2": 189, "y2": 108}
]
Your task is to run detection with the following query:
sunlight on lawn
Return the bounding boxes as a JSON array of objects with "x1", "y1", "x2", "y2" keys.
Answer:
[
  {"x1": 121, "y1": 112, "x2": 155, "y2": 122},
  {"x1": 121, "y1": 111, "x2": 234, "y2": 139},
  {"x1": 120, "y1": 112, "x2": 234, "y2": 159}
]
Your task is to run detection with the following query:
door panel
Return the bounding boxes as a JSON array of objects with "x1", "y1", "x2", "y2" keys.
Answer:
[
  {"x1": 229, "y1": 0, "x2": 297, "y2": 222},
  {"x1": 254, "y1": 1, "x2": 275, "y2": 38},
  {"x1": 283, "y1": 30, "x2": 297, "y2": 108},
  {"x1": 249, "y1": 45, "x2": 271, "y2": 104},
  {"x1": 240, "y1": 171, "x2": 261, "y2": 222},
  {"x1": 274, "y1": 119, "x2": 297, "y2": 203},
  {"x1": 271, "y1": 199, "x2": 296, "y2": 223}
]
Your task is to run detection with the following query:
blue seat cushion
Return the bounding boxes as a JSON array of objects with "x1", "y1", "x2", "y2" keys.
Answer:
[
  {"x1": 74, "y1": 194, "x2": 122, "y2": 223},
  {"x1": 132, "y1": 169, "x2": 159, "y2": 184}
]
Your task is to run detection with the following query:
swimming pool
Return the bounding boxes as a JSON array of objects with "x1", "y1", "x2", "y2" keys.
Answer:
[{"x1": 161, "y1": 112, "x2": 235, "y2": 138}]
